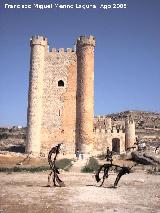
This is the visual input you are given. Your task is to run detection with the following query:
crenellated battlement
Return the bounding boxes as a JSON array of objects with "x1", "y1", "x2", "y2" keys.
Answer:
[
  {"x1": 76, "y1": 35, "x2": 96, "y2": 47},
  {"x1": 125, "y1": 116, "x2": 135, "y2": 125},
  {"x1": 128, "y1": 120, "x2": 134, "y2": 124},
  {"x1": 94, "y1": 126, "x2": 124, "y2": 134},
  {"x1": 30, "y1": 36, "x2": 48, "y2": 47},
  {"x1": 49, "y1": 47, "x2": 75, "y2": 53}
]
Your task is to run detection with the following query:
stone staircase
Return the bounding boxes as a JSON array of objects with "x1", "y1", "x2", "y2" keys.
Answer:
[{"x1": 69, "y1": 157, "x2": 89, "y2": 173}]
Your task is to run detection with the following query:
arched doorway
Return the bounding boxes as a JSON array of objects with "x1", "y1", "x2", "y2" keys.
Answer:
[{"x1": 112, "y1": 138, "x2": 120, "y2": 153}]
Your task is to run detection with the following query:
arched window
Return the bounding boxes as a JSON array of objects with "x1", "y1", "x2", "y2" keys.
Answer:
[{"x1": 58, "y1": 80, "x2": 64, "y2": 87}]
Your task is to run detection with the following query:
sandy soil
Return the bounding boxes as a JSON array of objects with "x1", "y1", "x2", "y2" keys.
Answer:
[{"x1": 0, "y1": 169, "x2": 160, "y2": 213}]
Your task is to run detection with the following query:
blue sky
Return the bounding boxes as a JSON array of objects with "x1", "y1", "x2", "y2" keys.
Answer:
[{"x1": 0, "y1": 0, "x2": 160, "y2": 126}]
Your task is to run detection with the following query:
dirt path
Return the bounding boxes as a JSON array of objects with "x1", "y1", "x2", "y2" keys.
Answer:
[{"x1": 0, "y1": 171, "x2": 160, "y2": 213}]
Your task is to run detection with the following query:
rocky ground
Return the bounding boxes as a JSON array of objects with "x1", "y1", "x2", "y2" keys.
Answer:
[
  {"x1": 0, "y1": 131, "x2": 159, "y2": 213},
  {"x1": 0, "y1": 170, "x2": 160, "y2": 213},
  {"x1": 0, "y1": 153, "x2": 160, "y2": 213}
]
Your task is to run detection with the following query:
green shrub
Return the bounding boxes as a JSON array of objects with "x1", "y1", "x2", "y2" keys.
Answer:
[
  {"x1": 0, "y1": 166, "x2": 49, "y2": 173},
  {"x1": 0, "y1": 158, "x2": 72, "y2": 173},
  {"x1": 55, "y1": 158, "x2": 72, "y2": 171},
  {"x1": 81, "y1": 157, "x2": 99, "y2": 173},
  {"x1": 0, "y1": 133, "x2": 8, "y2": 140}
]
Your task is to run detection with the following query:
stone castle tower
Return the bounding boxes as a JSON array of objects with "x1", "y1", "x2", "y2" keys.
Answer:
[
  {"x1": 76, "y1": 36, "x2": 95, "y2": 153},
  {"x1": 26, "y1": 35, "x2": 136, "y2": 155},
  {"x1": 26, "y1": 35, "x2": 95, "y2": 155},
  {"x1": 125, "y1": 116, "x2": 136, "y2": 149}
]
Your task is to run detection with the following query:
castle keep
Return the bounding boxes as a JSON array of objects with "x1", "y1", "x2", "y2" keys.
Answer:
[{"x1": 26, "y1": 35, "x2": 135, "y2": 155}]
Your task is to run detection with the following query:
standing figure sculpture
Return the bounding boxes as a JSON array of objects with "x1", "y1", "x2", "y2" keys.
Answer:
[
  {"x1": 47, "y1": 143, "x2": 65, "y2": 187},
  {"x1": 105, "y1": 147, "x2": 113, "y2": 163}
]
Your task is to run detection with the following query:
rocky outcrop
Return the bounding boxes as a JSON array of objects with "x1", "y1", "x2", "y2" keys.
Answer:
[{"x1": 131, "y1": 151, "x2": 160, "y2": 165}]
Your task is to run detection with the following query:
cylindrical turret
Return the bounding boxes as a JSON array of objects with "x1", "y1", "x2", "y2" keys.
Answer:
[
  {"x1": 105, "y1": 117, "x2": 112, "y2": 131},
  {"x1": 26, "y1": 36, "x2": 47, "y2": 154},
  {"x1": 125, "y1": 116, "x2": 136, "y2": 150},
  {"x1": 76, "y1": 35, "x2": 96, "y2": 154}
]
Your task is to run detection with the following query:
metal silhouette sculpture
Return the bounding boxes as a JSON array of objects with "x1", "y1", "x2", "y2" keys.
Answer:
[
  {"x1": 95, "y1": 148, "x2": 136, "y2": 187},
  {"x1": 47, "y1": 143, "x2": 65, "y2": 187},
  {"x1": 95, "y1": 148, "x2": 113, "y2": 186},
  {"x1": 95, "y1": 163, "x2": 113, "y2": 187},
  {"x1": 105, "y1": 147, "x2": 113, "y2": 162},
  {"x1": 95, "y1": 163, "x2": 135, "y2": 187},
  {"x1": 113, "y1": 165, "x2": 135, "y2": 188}
]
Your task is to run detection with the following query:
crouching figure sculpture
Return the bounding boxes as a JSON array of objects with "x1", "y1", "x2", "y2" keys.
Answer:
[
  {"x1": 95, "y1": 163, "x2": 113, "y2": 187},
  {"x1": 95, "y1": 161, "x2": 136, "y2": 187},
  {"x1": 113, "y1": 165, "x2": 134, "y2": 188}
]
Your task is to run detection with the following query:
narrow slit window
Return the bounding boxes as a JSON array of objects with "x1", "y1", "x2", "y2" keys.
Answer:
[{"x1": 58, "y1": 80, "x2": 64, "y2": 87}]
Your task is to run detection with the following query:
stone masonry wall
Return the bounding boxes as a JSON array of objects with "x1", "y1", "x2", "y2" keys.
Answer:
[
  {"x1": 41, "y1": 48, "x2": 77, "y2": 153},
  {"x1": 94, "y1": 129, "x2": 125, "y2": 155}
]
